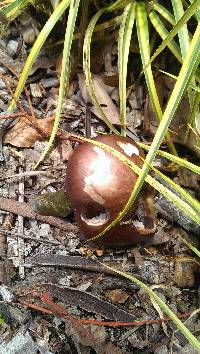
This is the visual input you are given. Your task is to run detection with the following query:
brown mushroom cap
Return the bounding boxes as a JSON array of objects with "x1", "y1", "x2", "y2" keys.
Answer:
[{"x1": 66, "y1": 134, "x2": 152, "y2": 246}]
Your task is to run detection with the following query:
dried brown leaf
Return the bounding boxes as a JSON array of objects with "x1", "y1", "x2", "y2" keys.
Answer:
[
  {"x1": 78, "y1": 73, "x2": 120, "y2": 125},
  {"x1": 4, "y1": 116, "x2": 54, "y2": 148}
]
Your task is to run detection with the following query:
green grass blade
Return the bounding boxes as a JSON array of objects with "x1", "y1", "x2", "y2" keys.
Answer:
[
  {"x1": 171, "y1": 0, "x2": 191, "y2": 59},
  {"x1": 159, "y1": 70, "x2": 200, "y2": 93},
  {"x1": 152, "y1": 3, "x2": 176, "y2": 26},
  {"x1": 1, "y1": 0, "x2": 30, "y2": 19},
  {"x1": 87, "y1": 14, "x2": 122, "y2": 34},
  {"x1": 108, "y1": 0, "x2": 130, "y2": 11},
  {"x1": 35, "y1": 0, "x2": 80, "y2": 168},
  {"x1": 180, "y1": 236, "x2": 200, "y2": 258},
  {"x1": 146, "y1": 160, "x2": 200, "y2": 213},
  {"x1": 153, "y1": 3, "x2": 197, "y2": 57},
  {"x1": 0, "y1": 314, "x2": 5, "y2": 325},
  {"x1": 118, "y1": 2, "x2": 136, "y2": 136},
  {"x1": 136, "y1": 2, "x2": 177, "y2": 155},
  {"x1": 171, "y1": 0, "x2": 195, "y2": 117},
  {"x1": 127, "y1": 21, "x2": 200, "y2": 222},
  {"x1": 136, "y1": 2, "x2": 162, "y2": 122},
  {"x1": 83, "y1": 1, "x2": 126, "y2": 135},
  {"x1": 148, "y1": 0, "x2": 200, "y2": 83},
  {"x1": 188, "y1": 0, "x2": 200, "y2": 20},
  {"x1": 149, "y1": 10, "x2": 183, "y2": 64},
  {"x1": 139, "y1": 143, "x2": 200, "y2": 175},
  {"x1": 7, "y1": 0, "x2": 70, "y2": 112},
  {"x1": 184, "y1": 89, "x2": 200, "y2": 142},
  {"x1": 103, "y1": 265, "x2": 200, "y2": 353}
]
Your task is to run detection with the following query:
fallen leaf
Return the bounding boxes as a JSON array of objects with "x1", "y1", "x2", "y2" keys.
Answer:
[
  {"x1": 70, "y1": 323, "x2": 108, "y2": 348},
  {"x1": 43, "y1": 283, "x2": 134, "y2": 322},
  {"x1": 4, "y1": 116, "x2": 54, "y2": 148},
  {"x1": 78, "y1": 73, "x2": 120, "y2": 125}
]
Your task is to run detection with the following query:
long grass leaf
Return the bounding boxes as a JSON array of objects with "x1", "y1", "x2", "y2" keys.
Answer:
[
  {"x1": 153, "y1": 3, "x2": 196, "y2": 54},
  {"x1": 83, "y1": 6, "x2": 119, "y2": 134},
  {"x1": 184, "y1": 89, "x2": 200, "y2": 142},
  {"x1": 143, "y1": 158, "x2": 200, "y2": 213},
  {"x1": 180, "y1": 236, "x2": 200, "y2": 258},
  {"x1": 136, "y1": 2, "x2": 177, "y2": 155},
  {"x1": 171, "y1": 0, "x2": 190, "y2": 59},
  {"x1": 126, "y1": 21, "x2": 200, "y2": 223},
  {"x1": 159, "y1": 70, "x2": 200, "y2": 92},
  {"x1": 108, "y1": 0, "x2": 130, "y2": 11},
  {"x1": 118, "y1": 2, "x2": 136, "y2": 136},
  {"x1": 103, "y1": 265, "x2": 200, "y2": 353},
  {"x1": 152, "y1": 3, "x2": 175, "y2": 26},
  {"x1": 1, "y1": 0, "x2": 30, "y2": 19},
  {"x1": 35, "y1": 0, "x2": 80, "y2": 168},
  {"x1": 188, "y1": 0, "x2": 200, "y2": 20},
  {"x1": 148, "y1": 0, "x2": 200, "y2": 83},
  {"x1": 7, "y1": 0, "x2": 70, "y2": 112},
  {"x1": 149, "y1": 10, "x2": 183, "y2": 64},
  {"x1": 139, "y1": 143, "x2": 200, "y2": 175},
  {"x1": 171, "y1": 0, "x2": 194, "y2": 119},
  {"x1": 83, "y1": 0, "x2": 131, "y2": 134}
]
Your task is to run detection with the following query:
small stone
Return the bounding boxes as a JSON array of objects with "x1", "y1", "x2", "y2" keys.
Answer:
[
  {"x1": 22, "y1": 27, "x2": 37, "y2": 44},
  {"x1": 174, "y1": 261, "x2": 195, "y2": 288},
  {"x1": 7, "y1": 40, "x2": 19, "y2": 57}
]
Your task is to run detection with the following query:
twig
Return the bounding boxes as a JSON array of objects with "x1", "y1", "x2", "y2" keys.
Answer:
[
  {"x1": 0, "y1": 197, "x2": 78, "y2": 232},
  {"x1": 0, "y1": 230, "x2": 61, "y2": 245},
  {"x1": 0, "y1": 61, "x2": 19, "y2": 79},
  {"x1": 1, "y1": 76, "x2": 47, "y2": 139},
  {"x1": 20, "y1": 297, "x2": 191, "y2": 328},
  {"x1": 0, "y1": 113, "x2": 25, "y2": 119},
  {"x1": 2, "y1": 170, "x2": 52, "y2": 180},
  {"x1": 18, "y1": 165, "x2": 25, "y2": 279},
  {"x1": 0, "y1": 214, "x2": 14, "y2": 284}
]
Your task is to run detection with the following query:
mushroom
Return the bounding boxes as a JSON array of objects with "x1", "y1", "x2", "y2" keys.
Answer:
[{"x1": 66, "y1": 134, "x2": 156, "y2": 246}]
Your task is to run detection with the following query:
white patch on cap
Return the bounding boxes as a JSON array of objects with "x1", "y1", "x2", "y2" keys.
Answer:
[
  {"x1": 83, "y1": 147, "x2": 112, "y2": 204},
  {"x1": 133, "y1": 220, "x2": 145, "y2": 228},
  {"x1": 117, "y1": 141, "x2": 139, "y2": 156}
]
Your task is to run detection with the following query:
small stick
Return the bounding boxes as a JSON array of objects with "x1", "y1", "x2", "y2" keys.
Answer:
[
  {"x1": 17, "y1": 165, "x2": 25, "y2": 279},
  {"x1": 0, "y1": 230, "x2": 61, "y2": 245},
  {"x1": 20, "y1": 298, "x2": 191, "y2": 328},
  {"x1": 1, "y1": 76, "x2": 47, "y2": 139},
  {"x1": 0, "y1": 113, "x2": 25, "y2": 119}
]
